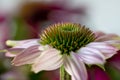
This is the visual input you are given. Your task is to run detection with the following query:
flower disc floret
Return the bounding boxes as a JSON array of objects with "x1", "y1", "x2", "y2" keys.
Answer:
[{"x1": 40, "y1": 23, "x2": 95, "y2": 54}]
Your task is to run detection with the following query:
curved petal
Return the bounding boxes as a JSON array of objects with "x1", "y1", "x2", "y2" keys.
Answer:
[
  {"x1": 94, "y1": 31, "x2": 105, "y2": 38},
  {"x1": 32, "y1": 48, "x2": 63, "y2": 73},
  {"x1": 5, "y1": 48, "x2": 24, "y2": 57},
  {"x1": 64, "y1": 53, "x2": 87, "y2": 80},
  {"x1": 104, "y1": 40, "x2": 120, "y2": 44},
  {"x1": 95, "y1": 34, "x2": 118, "y2": 42},
  {"x1": 77, "y1": 47, "x2": 105, "y2": 64},
  {"x1": 104, "y1": 40, "x2": 120, "y2": 49},
  {"x1": 6, "y1": 39, "x2": 40, "y2": 48},
  {"x1": 5, "y1": 52, "x2": 16, "y2": 57},
  {"x1": 12, "y1": 45, "x2": 41, "y2": 66},
  {"x1": 87, "y1": 42, "x2": 117, "y2": 59}
]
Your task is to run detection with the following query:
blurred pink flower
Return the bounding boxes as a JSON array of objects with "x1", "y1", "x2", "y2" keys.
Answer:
[
  {"x1": 16, "y1": 0, "x2": 87, "y2": 38},
  {"x1": 0, "y1": 69, "x2": 28, "y2": 80},
  {"x1": 88, "y1": 65, "x2": 110, "y2": 80},
  {"x1": 0, "y1": 0, "x2": 88, "y2": 39},
  {"x1": 19, "y1": 1, "x2": 86, "y2": 25},
  {"x1": 0, "y1": 15, "x2": 11, "y2": 50},
  {"x1": 5, "y1": 23, "x2": 120, "y2": 80},
  {"x1": 107, "y1": 50, "x2": 120, "y2": 70}
]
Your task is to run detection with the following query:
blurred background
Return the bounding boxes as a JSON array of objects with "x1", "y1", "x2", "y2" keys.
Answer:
[{"x1": 0, "y1": 0, "x2": 120, "y2": 80}]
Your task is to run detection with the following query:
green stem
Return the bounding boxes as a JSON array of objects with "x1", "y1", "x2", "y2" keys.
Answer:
[{"x1": 60, "y1": 66, "x2": 71, "y2": 80}]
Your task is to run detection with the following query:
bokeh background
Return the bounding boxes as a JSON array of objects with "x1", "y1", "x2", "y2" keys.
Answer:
[{"x1": 0, "y1": 0, "x2": 120, "y2": 80}]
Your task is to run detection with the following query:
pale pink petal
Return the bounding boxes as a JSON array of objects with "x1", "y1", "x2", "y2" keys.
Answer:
[
  {"x1": 5, "y1": 52, "x2": 16, "y2": 57},
  {"x1": 32, "y1": 48, "x2": 63, "y2": 73},
  {"x1": 6, "y1": 39, "x2": 40, "y2": 48},
  {"x1": 77, "y1": 47, "x2": 105, "y2": 64},
  {"x1": 12, "y1": 45, "x2": 41, "y2": 66},
  {"x1": 87, "y1": 42, "x2": 117, "y2": 59},
  {"x1": 38, "y1": 45, "x2": 51, "y2": 51},
  {"x1": 104, "y1": 40, "x2": 120, "y2": 44},
  {"x1": 5, "y1": 48, "x2": 24, "y2": 57},
  {"x1": 64, "y1": 53, "x2": 87, "y2": 80},
  {"x1": 95, "y1": 34, "x2": 118, "y2": 42},
  {"x1": 94, "y1": 31, "x2": 105, "y2": 38}
]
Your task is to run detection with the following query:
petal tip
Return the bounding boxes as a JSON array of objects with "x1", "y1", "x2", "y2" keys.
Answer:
[
  {"x1": 6, "y1": 40, "x2": 17, "y2": 47},
  {"x1": 31, "y1": 66, "x2": 40, "y2": 73}
]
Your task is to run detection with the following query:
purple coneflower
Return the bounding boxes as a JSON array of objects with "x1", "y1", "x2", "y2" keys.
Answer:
[{"x1": 5, "y1": 23, "x2": 120, "y2": 80}]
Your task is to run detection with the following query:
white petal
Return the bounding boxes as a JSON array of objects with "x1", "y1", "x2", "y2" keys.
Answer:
[
  {"x1": 12, "y1": 45, "x2": 41, "y2": 66},
  {"x1": 95, "y1": 34, "x2": 118, "y2": 42},
  {"x1": 32, "y1": 48, "x2": 63, "y2": 73},
  {"x1": 77, "y1": 47, "x2": 105, "y2": 64},
  {"x1": 63, "y1": 53, "x2": 87, "y2": 80},
  {"x1": 5, "y1": 48, "x2": 24, "y2": 57},
  {"x1": 104, "y1": 40, "x2": 120, "y2": 45},
  {"x1": 5, "y1": 52, "x2": 16, "y2": 57},
  {"x1": 38, "y1": 45, "x2": 51, "y2": 51},
  {"x1": 6, "y1": 39, "x2": 40, "y2": 48},
  {"x1": 87, "y1": 42, "x2": 116, "y2": 50},
  {"x1": 87, "y1": 42, "x2": 117, "y2": 58}
]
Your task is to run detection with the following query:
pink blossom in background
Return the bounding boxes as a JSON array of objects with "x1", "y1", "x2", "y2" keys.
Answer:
[
  {"x1": 17, "y1": 0, "x2": 87, "y2": 36},
  {"x1": 0, "y1": 15, "x2": 11, "y2": 50},
  {"x1": 0, "y1": 69, "x2": 28, "y2": 80},
  {"x1": 88, "y1": 65, "x2": 110, "y2": 80},
  {"x1": 107, "y1": 50, "x2": 120, "y2": 71},
  {"x1": 0, "y1": 0, "x2": 88, "y2": 39}
]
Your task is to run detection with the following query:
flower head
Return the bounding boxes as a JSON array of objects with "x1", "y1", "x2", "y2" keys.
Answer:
[
  {"x1": 40, "y1": 23, "x2": 95, "y2": 54},
  {"x1": 5, "y1": 23, "x2": 120, "y2": 80}
]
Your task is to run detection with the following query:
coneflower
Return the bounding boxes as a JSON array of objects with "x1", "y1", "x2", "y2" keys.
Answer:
[{"x1": 5, "y1": 23, "x2": 120, "y2": 80}]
